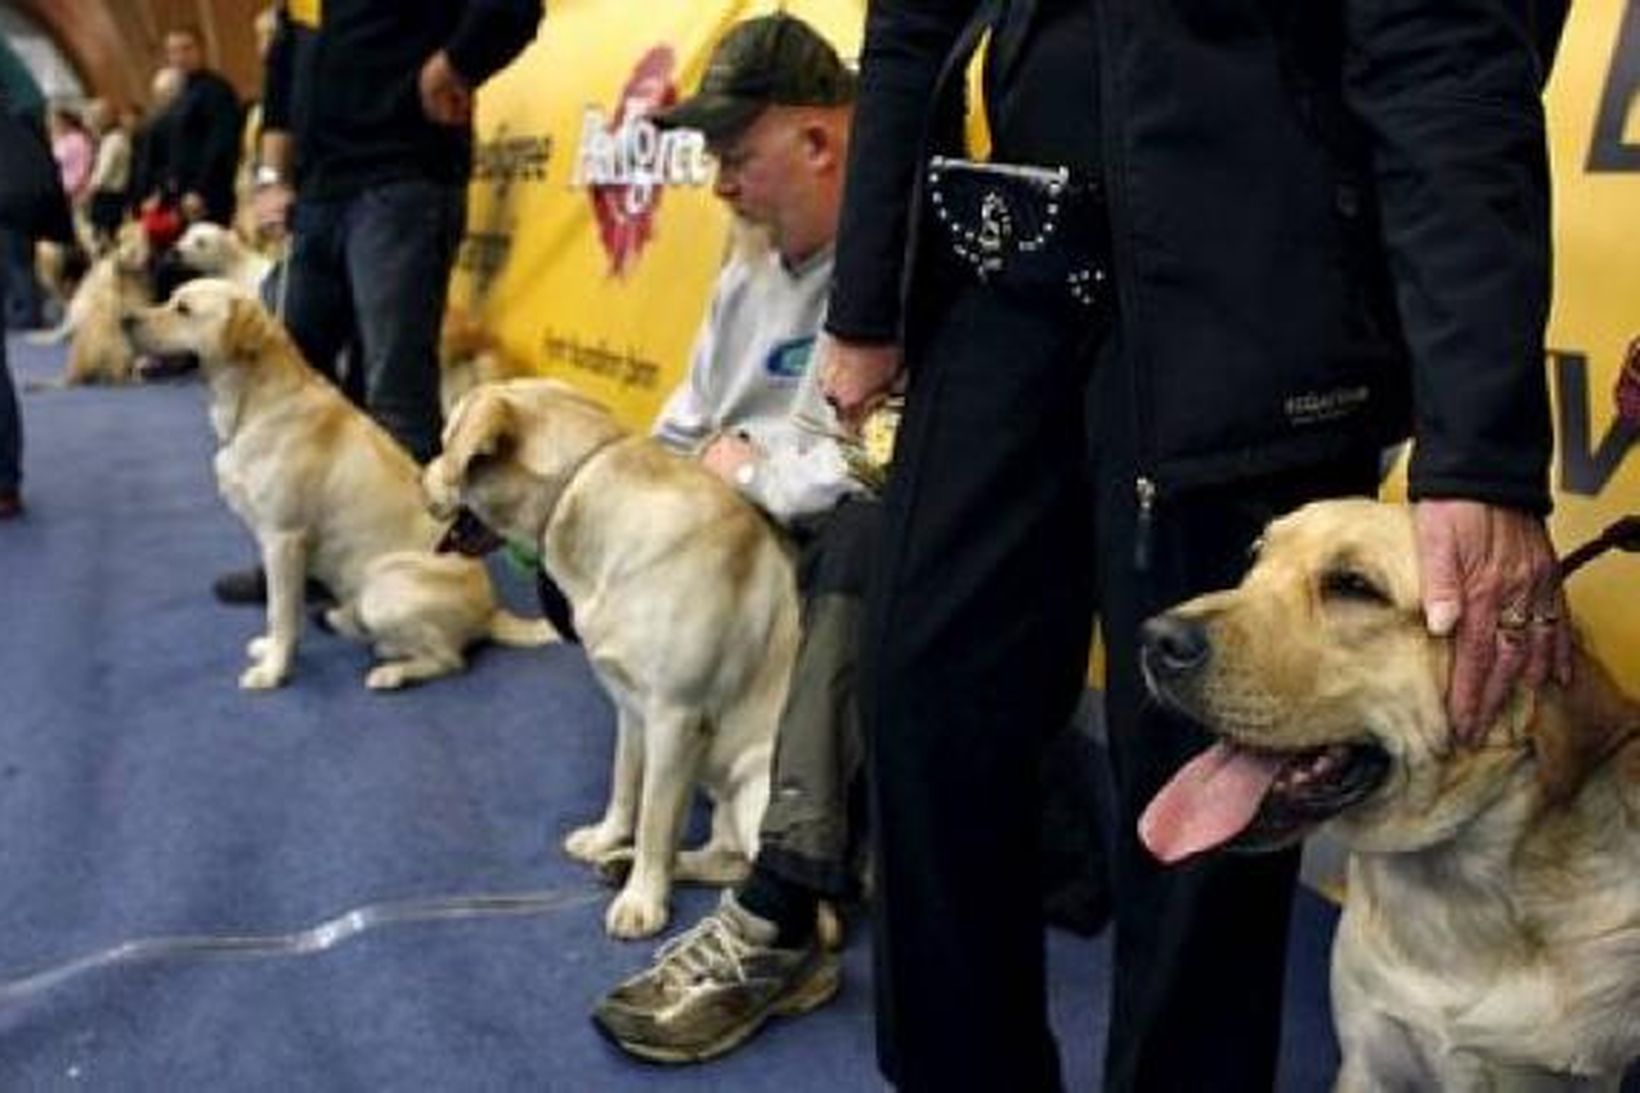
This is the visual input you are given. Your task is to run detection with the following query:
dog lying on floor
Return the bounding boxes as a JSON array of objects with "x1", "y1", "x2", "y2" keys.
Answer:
[
  {"x1": 172, "y1": 221, "x2": 274, "y2": 297},
  {"x1": 124, "y1": 279, "x2": 555, "y2": 691},
  {"x1": 425, "y1": 379, "x2": 799, "y2": 939},
  {"x1": 1138, "y1": 498, "x2": 1640, "y2": 1092}
]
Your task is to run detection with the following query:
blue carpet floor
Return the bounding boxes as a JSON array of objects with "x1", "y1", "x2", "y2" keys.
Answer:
[{"x1": 1, "y1": 332, "x2": 1353, "y2": 1090}]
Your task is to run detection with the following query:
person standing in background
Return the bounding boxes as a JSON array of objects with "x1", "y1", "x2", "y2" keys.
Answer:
[
  {"x1": 0, "y1": 35, "x2": 47, "y2": 333},
  {"x1": 152, "y1": 26, "x2": 242, "y2": 226},
  {"x1": 0, "y1": 59, "x2": 73, "y2": 518},
  {"x1": 47, "y1": 106, "x2": 94, "y2": 213},
  {"x1": 85, "y1": 99, "x2": 133, "y2": 247},
  {"x1": 211, "y1": 0, "x2": 543, "y2": 605}
]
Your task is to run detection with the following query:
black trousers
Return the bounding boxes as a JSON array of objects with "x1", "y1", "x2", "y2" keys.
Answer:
[{"x1": 864, "y1": 276, "x2": 1377, "y2": 1092}]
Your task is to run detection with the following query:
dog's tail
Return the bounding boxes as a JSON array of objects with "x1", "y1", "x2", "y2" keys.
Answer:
[
  {"x1": 24, "y1": 321, "x2": 73, "y2": 346},
  {"x1": 487, "y1": 609, "x2": 558, "y2": 647}
]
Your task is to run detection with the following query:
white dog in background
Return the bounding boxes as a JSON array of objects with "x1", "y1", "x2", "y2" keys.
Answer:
[
  {"x1": 125, "y1": 279, "x2": 556, "y2": 691},
  {"x1": 173, "y1": 222, "x2": 274, "y2": 297}
]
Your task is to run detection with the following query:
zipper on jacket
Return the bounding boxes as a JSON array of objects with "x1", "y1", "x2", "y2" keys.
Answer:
[
  {"x1": 1133, "y1": 476, "x2": 1156, "y2": 572},
  {"x1": 1091, "y1": 2, "x2": 1161, "y2": 575}
]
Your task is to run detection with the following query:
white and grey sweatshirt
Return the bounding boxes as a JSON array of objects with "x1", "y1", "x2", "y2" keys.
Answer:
[{"x1": 652, "y1": 244, "x2": 861, "y2": 528}]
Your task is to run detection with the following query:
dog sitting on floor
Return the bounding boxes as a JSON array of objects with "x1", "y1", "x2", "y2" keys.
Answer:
[
  {"x1": 425, "y1": 379, "x2": 799, "y2": 939},
  {"x1": 28, "y1": 224, "x2": 151, "y2": 387},
  {"x1": 124, "y1": 279, "x2": 556, "y2": 691},
  {"x1": 1140, "y1": 498, "x2": 1640, "y2": 1092}
]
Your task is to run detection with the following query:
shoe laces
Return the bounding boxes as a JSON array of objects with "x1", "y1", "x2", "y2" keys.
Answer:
[{"x1": 651, "y1": 911, "x2": 754, "y2": 989}]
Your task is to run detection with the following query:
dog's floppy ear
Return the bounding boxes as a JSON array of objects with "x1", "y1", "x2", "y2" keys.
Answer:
[
  {"x1": 221, "y1": 296, "x2": 280, "y2": 360},
  {"x1": 1528, "y1": 644, "x2": 1640, "y2": 805},
  {"x1": 441, "y1": 391, "x2": 515, "y2": 488}
]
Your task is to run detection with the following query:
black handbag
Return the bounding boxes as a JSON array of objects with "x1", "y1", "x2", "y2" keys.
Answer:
[
  {"x1": 0, "y1": 107, "x2": 74, "y2": 243},
  {"x1": 925, "y1": 155, "x2": 1110, "y2": 311}
]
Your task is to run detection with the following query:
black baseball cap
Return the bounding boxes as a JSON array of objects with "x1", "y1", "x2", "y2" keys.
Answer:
[{"x1": 654, "y1": 14, "x2": 856, "y2": 142}]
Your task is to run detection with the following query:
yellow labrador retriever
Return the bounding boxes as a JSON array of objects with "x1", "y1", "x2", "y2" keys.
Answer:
[
  {"x1": 1138, "y1": 498, "x2": 1640, "y2": 1091},
  {"x1": 29, "y1": 224, "x2": 151, "y2": 386},
  {"x1": 124, "y1": 279, "x2": 554, "y2": 691},
  {"x1": 424, "y1": 379, "x2": 799, "y2": 939},
  {"x1": 173, "y1": 222, "x2": 274, "y2": 297}
]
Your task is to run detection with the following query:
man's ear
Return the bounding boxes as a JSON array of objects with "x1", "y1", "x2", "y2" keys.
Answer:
[
  {"x1": 441, "y1": 392, "x2": 514, "y2": 488},
  {"x1": 221, "y1": 297, "x2": 280, "y2": 360},
  {"x1": 799, "y1": 119, "x2": 834, "y2": 167}
]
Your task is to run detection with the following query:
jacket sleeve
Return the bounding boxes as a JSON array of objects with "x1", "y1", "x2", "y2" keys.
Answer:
[
  {"x1": 825, "y1": 0, "x2": 976, "y2": 345},
  {"x1": 1342, "y1": 0, "x2": 1559, "y2": 514},
  {"x1": 446, "y1": 0, "x2": 544, "y2": 88},
  {"x1": 652, "y1": 313, "x2": 722, "y2": 456},
  {"x1": 741, "y1": 363, "x2": 864, "y2": 526}
]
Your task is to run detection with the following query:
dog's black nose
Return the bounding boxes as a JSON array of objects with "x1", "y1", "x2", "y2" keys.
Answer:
[
  {"x1": 119, "y1": 314, "x2": 138, "y2": 334},
  {"x1": 1141, "y1": 614, "x2": 1210, "y2": 676}
]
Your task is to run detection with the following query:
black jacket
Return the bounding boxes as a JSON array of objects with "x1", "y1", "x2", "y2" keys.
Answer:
[
  {"x1": 263, "y1": 0, "x2": 542, "y2": 200},
  {"x1": 828, "y1": 0, "x2": 1566, "y2": 513}
]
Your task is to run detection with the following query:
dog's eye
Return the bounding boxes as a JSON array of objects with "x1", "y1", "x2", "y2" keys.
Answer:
[
  {"x1": 1320, "y1": 568, "x2": 1390, "y2": 606},
  {"x1": 176, "y1": 302, "x2": 191, "y2": 317}
]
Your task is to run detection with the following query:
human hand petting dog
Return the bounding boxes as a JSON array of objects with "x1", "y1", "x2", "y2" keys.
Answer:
[
  {"x1": 1416, "y1": 499, "x2": 1572, "y2": 745},
  {"x1": 818, "y1": 334, "x2": 902, "y2": 432},
  {"x1": 419, "y1": 50, "x2": 474, "y2": 126}
]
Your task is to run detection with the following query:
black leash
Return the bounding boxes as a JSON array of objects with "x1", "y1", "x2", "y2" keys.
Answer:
[{"x1": 1558, "y1": 515, "x2": 1640, "y2": 581}]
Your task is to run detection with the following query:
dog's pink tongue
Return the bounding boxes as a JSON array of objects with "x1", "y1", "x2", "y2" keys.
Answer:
[{"x1": 1139, "y1": 742, "x2": 1284, "y2": 864}]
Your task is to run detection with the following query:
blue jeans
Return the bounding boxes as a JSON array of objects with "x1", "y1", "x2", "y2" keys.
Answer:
[
  {"x1": 275, "y1": 179, "x2": 466, "y2": 464},
  {"x1": 1, "y1": 246, "x2": 20, "y2": 492}
]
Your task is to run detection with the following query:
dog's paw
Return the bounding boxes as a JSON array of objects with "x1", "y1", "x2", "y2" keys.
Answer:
[
  {"x1": 564, "y1": 822, "x2": 630, "y2": 864},
  {"x1": 605, "y1": 888, "x2": 669, "y2": 940},
  {"x1": 239, "y1": 660, "x2": 289, "y2": 690},
  {"x1": 365, "y1": 664, "x2": 408, "y2": 690},
  {"x1": 673, "y1": 846, "x2": 752, "y2": 887},
  {"x1": 246, "y1": 635, "x2": 270, "y2": 659}
]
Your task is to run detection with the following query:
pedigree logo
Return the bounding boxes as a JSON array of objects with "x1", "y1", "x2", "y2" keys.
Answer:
[{"x1": 571, "y1": 45, "x2": 713, "y2": 277}]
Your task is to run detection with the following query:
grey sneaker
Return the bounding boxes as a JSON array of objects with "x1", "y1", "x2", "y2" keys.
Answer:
[{"x1": 592, "y1": 891, "x2": 841, "y2": 1063}]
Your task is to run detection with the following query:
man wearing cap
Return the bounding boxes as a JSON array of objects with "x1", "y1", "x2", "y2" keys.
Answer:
[{"x1": 588, "y1": 13, "x2": 872, "y2": 1063}]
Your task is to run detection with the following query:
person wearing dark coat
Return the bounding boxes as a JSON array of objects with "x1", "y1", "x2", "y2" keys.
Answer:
[
  {"x1": 152, "y1": 27, "x2": 243, "y2": 226},
  {"x1": 211, "y1": 0, "x2": 543, "y2": 605},
  {"x1": 818, "y1": 1, "x2": 1571, "y2": 1090}
]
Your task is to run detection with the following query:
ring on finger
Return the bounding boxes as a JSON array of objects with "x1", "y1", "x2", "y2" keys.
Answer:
[{"x1": 1497, "y1": 601, "x2": 1531, "y2": 631}]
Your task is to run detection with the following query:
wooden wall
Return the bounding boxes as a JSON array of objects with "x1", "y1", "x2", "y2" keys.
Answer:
[{"x1": 10, "y1": 0, "x2": 267, "y2": 109}]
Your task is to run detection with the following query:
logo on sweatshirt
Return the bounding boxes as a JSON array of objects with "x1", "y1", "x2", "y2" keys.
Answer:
[
  {"x1": 765, "y1": 336, "x2": 816, "y2": 381},
  {"x1": 571, "y1": 46, "x2": 712, "y2": 278}
]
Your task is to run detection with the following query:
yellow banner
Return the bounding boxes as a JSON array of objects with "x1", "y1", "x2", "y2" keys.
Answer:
[
  {"x1": 1542, "y1": 0, "x2": 1640, "y2": 675},
  {"x1": 452, "y1": 0, "x2": 863, "y2": 427}
]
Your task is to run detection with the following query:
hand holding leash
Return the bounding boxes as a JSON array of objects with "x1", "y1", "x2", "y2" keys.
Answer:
[{"x1": 818, "y1": 333, "x2": 901, "y2": 433}]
